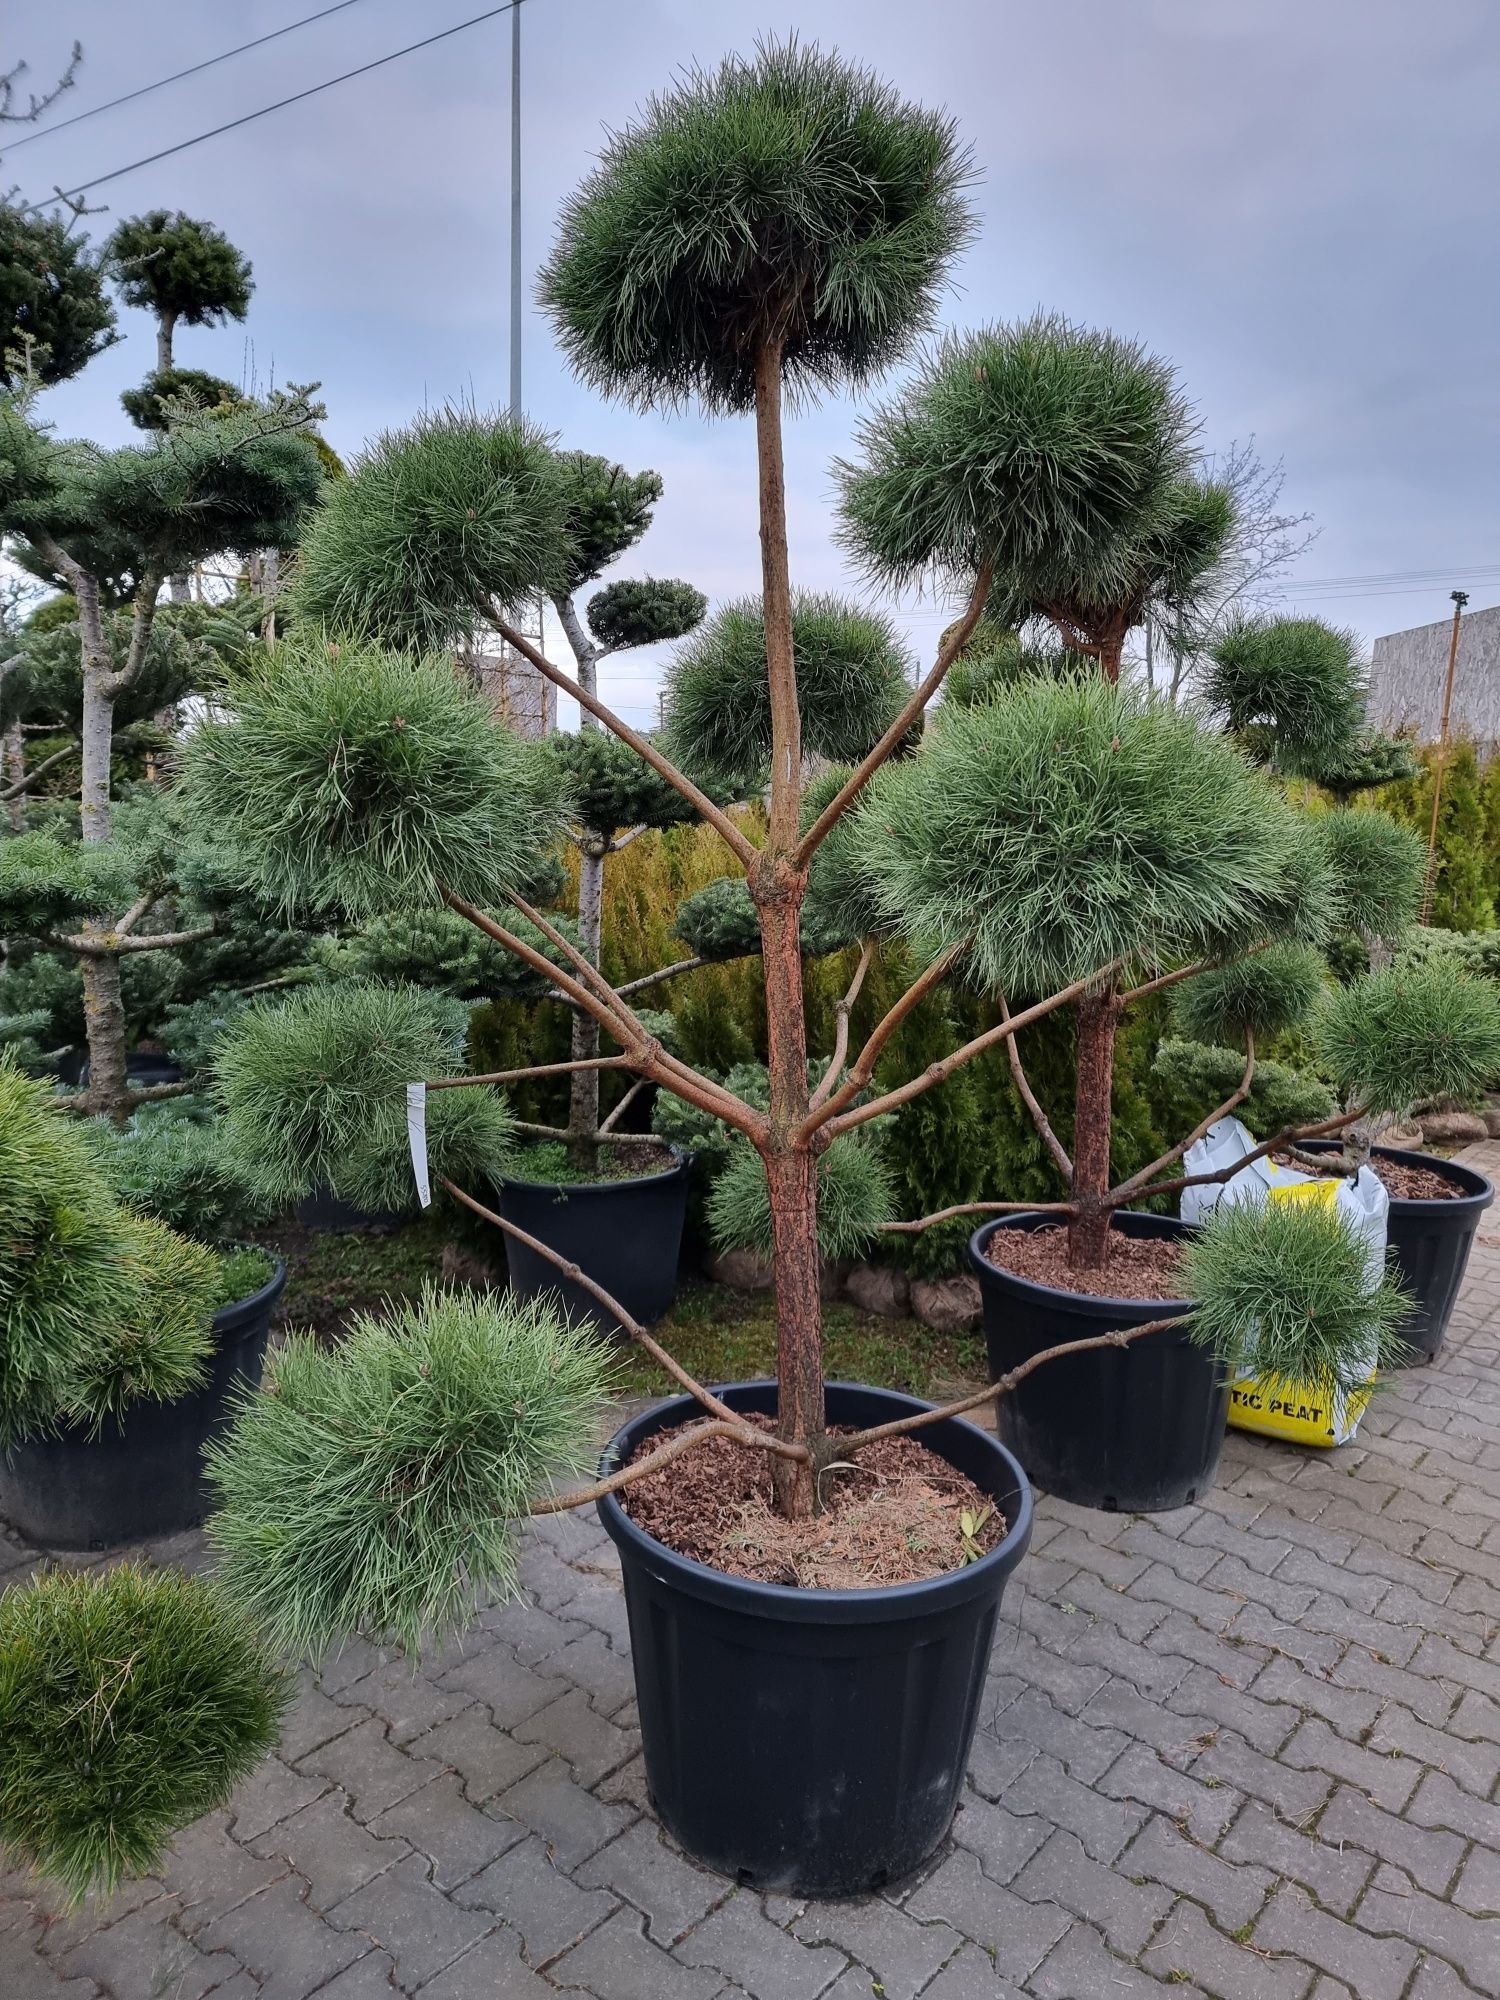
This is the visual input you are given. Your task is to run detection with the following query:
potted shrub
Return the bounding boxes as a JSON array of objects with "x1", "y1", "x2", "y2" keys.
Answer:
[
  {"x1": 1199, "y1": 619, "x2": 1497, "y2": 1362},
  {"x1": 2, "y1": 43, "x2": 1460, "y2": 1908},
  {"x1": 0, "y1": 1060, "x2": 285, "y2": 1548}
]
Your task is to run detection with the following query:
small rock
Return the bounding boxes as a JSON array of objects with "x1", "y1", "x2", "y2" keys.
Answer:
[
  {"x1": 1417, "y1": 1110, "x2": 1489, "y2": 1144},
  {"x1": 910, "y1": 1274, "x2": 982, "y2": 1333},
  {"x1": 844, "y1": 1263, "x2": 911, "y2": 1317},
  {"x1": 440, "y1": 1242, "x2": 505, "y2": 1290},
  {"x1": 1484, "y1": 1108, "x2": 1500, "y2": 1140},
  {"x1": 1383, "y1": 1123, "x2": 1424, "y2": 1148},
  {"x1": 706, "y1": 1248, "x2": 775, "y2": 1291}
]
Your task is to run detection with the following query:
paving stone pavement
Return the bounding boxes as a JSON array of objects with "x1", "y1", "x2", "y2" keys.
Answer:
[{"x1": 5, "y1": 1149, "x2": 1500, "y2": 2000}]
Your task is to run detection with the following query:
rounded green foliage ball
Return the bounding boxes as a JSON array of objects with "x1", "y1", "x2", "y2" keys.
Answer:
[
  {"x1": 801, "y1": 764, "x2": 890, "y2": 948},
  {"x1": 1317, "y1": 807, "x2": 1425, "y2": 941},
  {"x1": 292, "y1": 408, "x2": 571, "y2": 647},
  {"x1": 60, "y1": 1212, "x2": 218, "y2": 1436},
  {"x1": 1203, "y1": 617, "x2": 1366, "y2": 776},
  {"x1": 215, "y1": 982, "x2": 516, "y2": 1212},
  {"x1": 662, "y1": 593, "x2": 912, "y2": 787},
  {"x1": 1152, "y1": 1039, "x2": 1335, "y2": 1140},
  {"x1": 1185, "y1": 1197, "x2": 1411, "y2": 1395},
  {"x1": 539, "y1": 39, "x2": 972, "y2": 414},
  {"x1": 1314, "y1": 962, "x2": 1500, "y2": 1115},
  {"x1": 838, "y1": 315, "x2": 1191, "y2": 594},
  {"x1": 206, "y1": 1288, "x2": 613, "y2": 1657},
  {"x1": 672, "y1": 875, "x2": 850, "y2": 961},
  {"x1": 309, "y1": 905, "x2": 580, "y2": 1005},
  {"x1": 586, "y1": 577, "x2": 706, "y2": 652},
  {"x1": 1173, "y1": 943, "x2": 1328, "y2": 1047},
  {"x1": 708, "y1": 1135, "x2": 893, "y2": 1263},
  {"x1": 857, "y1": 675, "x2": 1318, "y2": 998},
  {"x1": 0, "y1": 1058, "x2": 124, "y2": 1446},
  {"x1": 0, "y1": 832, "x2": 136, "y2": 937},
  {"x1": 543, "y1": 727, "x2": 716, "y2": 838},
  {"x1": 0, "y1": 1563, "x2": 287, "y2": 1905},
  {"x1": 180, "y1": 636, "x2": 564, "y2": 919}
]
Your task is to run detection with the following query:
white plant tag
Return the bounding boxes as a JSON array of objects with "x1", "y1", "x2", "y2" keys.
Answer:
[{"x1": 406, "y1": 1082, "x2": 432, "y2": 1208}]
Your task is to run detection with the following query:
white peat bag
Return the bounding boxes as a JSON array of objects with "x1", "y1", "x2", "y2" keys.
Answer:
[{"x1": 1181, "y1": 1115, "x2": 1387, "y2": 1447}]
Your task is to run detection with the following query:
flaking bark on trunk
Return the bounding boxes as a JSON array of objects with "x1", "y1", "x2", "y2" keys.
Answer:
[
  {"x1": 76, "y1": 572, "x2": 132, "y2": 1123},
  {"x1": 752, "y1": 335, "x2": 825, "y2": 1514},
  {"x1": 1067, "y1": 986, "x2": 1121, "y2": 1270}
]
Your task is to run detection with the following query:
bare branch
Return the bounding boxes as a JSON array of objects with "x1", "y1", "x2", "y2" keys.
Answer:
[
  {"x1": 1108, "y1": 1032, "x2": 1255, "y2": 1205},
  {"x1": 440, "y1": 1176, "x2": 804, "y2": 1455},
  {"x1": 487, "y1": 612, "x2": 757, "y2": 867},
  {"x1": 613, "y1": 956, "x2": 708, "y2": 999},
  {"x1": 610, "y1": 823, "x2": 650, "y2": 853},
  {"x1": 823, "y1": 962, "x2": 1126, "y2": 1141},
  {"x1": 810, "y1": 940, "x2": 875, "y2": 1111},
  {"x1": 113, "y1": 887, "x2": 162, "y2": 939},
  {"x1": 527, "y1": 1418, "x2": 792, "y2": 1515},
  {"x1": 882, "y1": 1198, "x2": 1076, "y2": 1235},
  {"x1": 794, "y1": 563, "x2": 993, "y2": 867},
  {"x1": 1000, "y1": 992, "x2": 1072, "y2": 1182},
  {"x1": 103, "y1": 565, "x2": 167, "y2": 699},
  {"x1": 803, "y1": 942, "x2": 966, "y2": 1135},
  {"x1": 599, "y1": 1074, "x2": 650, "y2": 1133},
  {"x1": 428, "y1": 1054, "x2": 633, "y2": 1092},
  {"x1": 836, "y1": 1315, "x2": 1187, "y2": 1455},
  {"x1": 45, "y1": 922, "x2": 213, "y2": 957},
  {"x1": 0, "y1": 740, "x2": 76, "y2": 802},
  {"x1": 1135, "y1": 1104, "x2": 1365, "y2": 1203}
]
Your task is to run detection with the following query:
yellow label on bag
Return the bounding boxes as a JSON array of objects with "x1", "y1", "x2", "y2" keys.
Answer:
[{"x1": 1226, "y1": 1174, "x2": 1374, "y2": 1447}]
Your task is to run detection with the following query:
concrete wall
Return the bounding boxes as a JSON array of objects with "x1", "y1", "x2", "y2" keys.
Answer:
[{"x1": 1369, "y1": 603, "x2": 1500, "y2": 747}]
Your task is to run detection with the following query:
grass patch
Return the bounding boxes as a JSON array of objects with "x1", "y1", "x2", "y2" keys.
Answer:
[
  {"x1": 214, "y1": 1245, "x2": 278, "y2": 1312},
  {"x1": 614, "y1": 1278, "x2": 984, "y2": 1400},
  {"x1": 252, "y1": 1214, "x2": 448, "y2": 1344}
]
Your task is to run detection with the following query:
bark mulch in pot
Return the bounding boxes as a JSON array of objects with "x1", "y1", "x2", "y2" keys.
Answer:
[
  {"x1": 1289, "y1": 1153, "x2": 1467, "y2": 1202},
  {"x1": 981, "y1": 1223, "x2": 1189, "y2": 1301},
  {"x1": 622, "y1": 1413, "x2": 1005, "y2": 1588}
]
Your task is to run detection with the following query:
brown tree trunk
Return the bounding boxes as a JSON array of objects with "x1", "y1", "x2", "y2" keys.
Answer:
[
  {"x1": 567, "y1": 839, "x2": 606, "y2": 1175},
  {"x1": 1099, "y1": 629, "x2": 1124, "y2": 684},
  {"x1": 752, "y1": 335, "x2": 824, "y2": 1515},
  {"x1": 76, "y1": 572, "x2": 132, "y2": 1123},
  {"x1": 756, "y1": 884, "x2": 822, "y2": 1518},
  {"x1": 1067, "y1": 987, "x2": 1120, "y2": 1270}
]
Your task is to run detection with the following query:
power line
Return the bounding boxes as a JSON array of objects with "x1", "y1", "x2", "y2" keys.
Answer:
[
  {"x1": 3, "y1": 0, "x2": 371, "y2": 153},
  {"x1": 25, "y1": 2, "x2": 523, "y2": 213}
]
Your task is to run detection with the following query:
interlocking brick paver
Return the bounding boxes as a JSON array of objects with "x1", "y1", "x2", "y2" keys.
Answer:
[
  {"x1": 576, "y1": 1823, "x2": 725, "y2": 1943},
  {"x1": 245, "y1": 1789, "x2": 408, "y2": 1911},
  {"x1": 453, "y1": 1832, "x2": 616, "y2": 1964},
  {"x1": 915, "y1": 1943, "x2": 1026, "y2": 1999},
  {"x1": 11, "y1": 1222, "x2": 1500, "y2": 2000},
  {"x1": 1120, "y1": 1813, "x2": 1272, "y2": 1932},
  {"x1": 1317, "y1": 1785, "x2": 1464, "y2": 1896},
  {"x1": 1253, "y1": 1883, "x2": 1416, "y2": 2000},
  {"x1": 1217, "y1": 1799, "x2": 1373, "y2": 1917},
  {"x1": 413, "y1": 1699, "x2": 551, "y2": 1803},
  {"x1": 1010, "y1": 1828, "x2": 1171, "y2": 1957},
  {"x1": 298, "y1": 1719, "x2": 443, "y2": 1824},
  {"x1": 1141, "y1": 1898, "x2": 1312, "y2": 2000},
  {"x1": 549, "y1": 1906, "x2": 722, "y2": 2000},
  {"x1": 1355, "y1": 1863, "x2": 1500, "y2": 1991},
  {"x1": 673, "y1": 1891, "x2": 848, "y2": 2000},
  {"x1": 327, "y1": 1851, "x2": 494, "y2": 1990},
  {"x1": 790, "y1": 1895, "x2": 961, "y2": 2000},
  {"x1": 496, "y1": 1756, "x2": 637, "y2": 1870},
  {"x1": 370, "y1": 1772, "x2": 525, "y2": 1890},
  {"x1": 905, "y1": 1850, "x2": 1070, "y2": 1982}
]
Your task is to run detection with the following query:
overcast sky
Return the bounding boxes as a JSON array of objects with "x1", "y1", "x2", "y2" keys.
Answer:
[{"x1": 10, "y1": 0, "x2": 1500, "y2": 724}]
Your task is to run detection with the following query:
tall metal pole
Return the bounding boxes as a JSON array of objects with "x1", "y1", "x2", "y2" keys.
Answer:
[
  {"x1": 509, "y1": 0, "x2": 523, "y2": 421},
  {"x1": 1421, "y1": 589, "x2": 1469, "y2": 924}
]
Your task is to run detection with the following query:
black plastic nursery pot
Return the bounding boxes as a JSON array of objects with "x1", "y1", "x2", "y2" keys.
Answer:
[
  {"x1": 293, "y1": 1184, "x2": 409, "y2": 1233},
  {"x1": 1301, "y1": 1141, "x2": 1494, "y2": 1363},
  {"x1": 496, "y1": 1147, "x2": 692, "y2": 1334},
  {"x1": 75, "y1": 1050, "x2": 185, "y2": 1091},
  {"x1": 597, "y1": 1379, "x2": 1033, "y2": 1898},
  {"x1": 0, "y1": 1255, "x2": 287, "y2": 1551},
  {"x1": 969, "y1": 1211, "x2": 1228, "y2": 1513}
]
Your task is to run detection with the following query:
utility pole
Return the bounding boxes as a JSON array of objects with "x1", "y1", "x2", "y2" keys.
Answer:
[
  {"x1": 1421, "y1": 589, "x2": 1468, "y2": 923},
  {"x1": 509, "y1": 0, "x2": 523, "y2": 422}
]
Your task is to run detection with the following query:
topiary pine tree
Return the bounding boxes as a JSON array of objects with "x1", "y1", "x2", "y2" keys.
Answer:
[
  {"x1": 0, "y1": 377, "x2": 325, "y2": 1119},
  {"x1": 17, "y1": 39, "x2": 1500, "y2": 1905},
  {"x1": 0, "y1": 201, "x2": 116, "y2": 387},
  {"x1": 104, "y1": 210, "x2": 253, "y2": 375}
]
